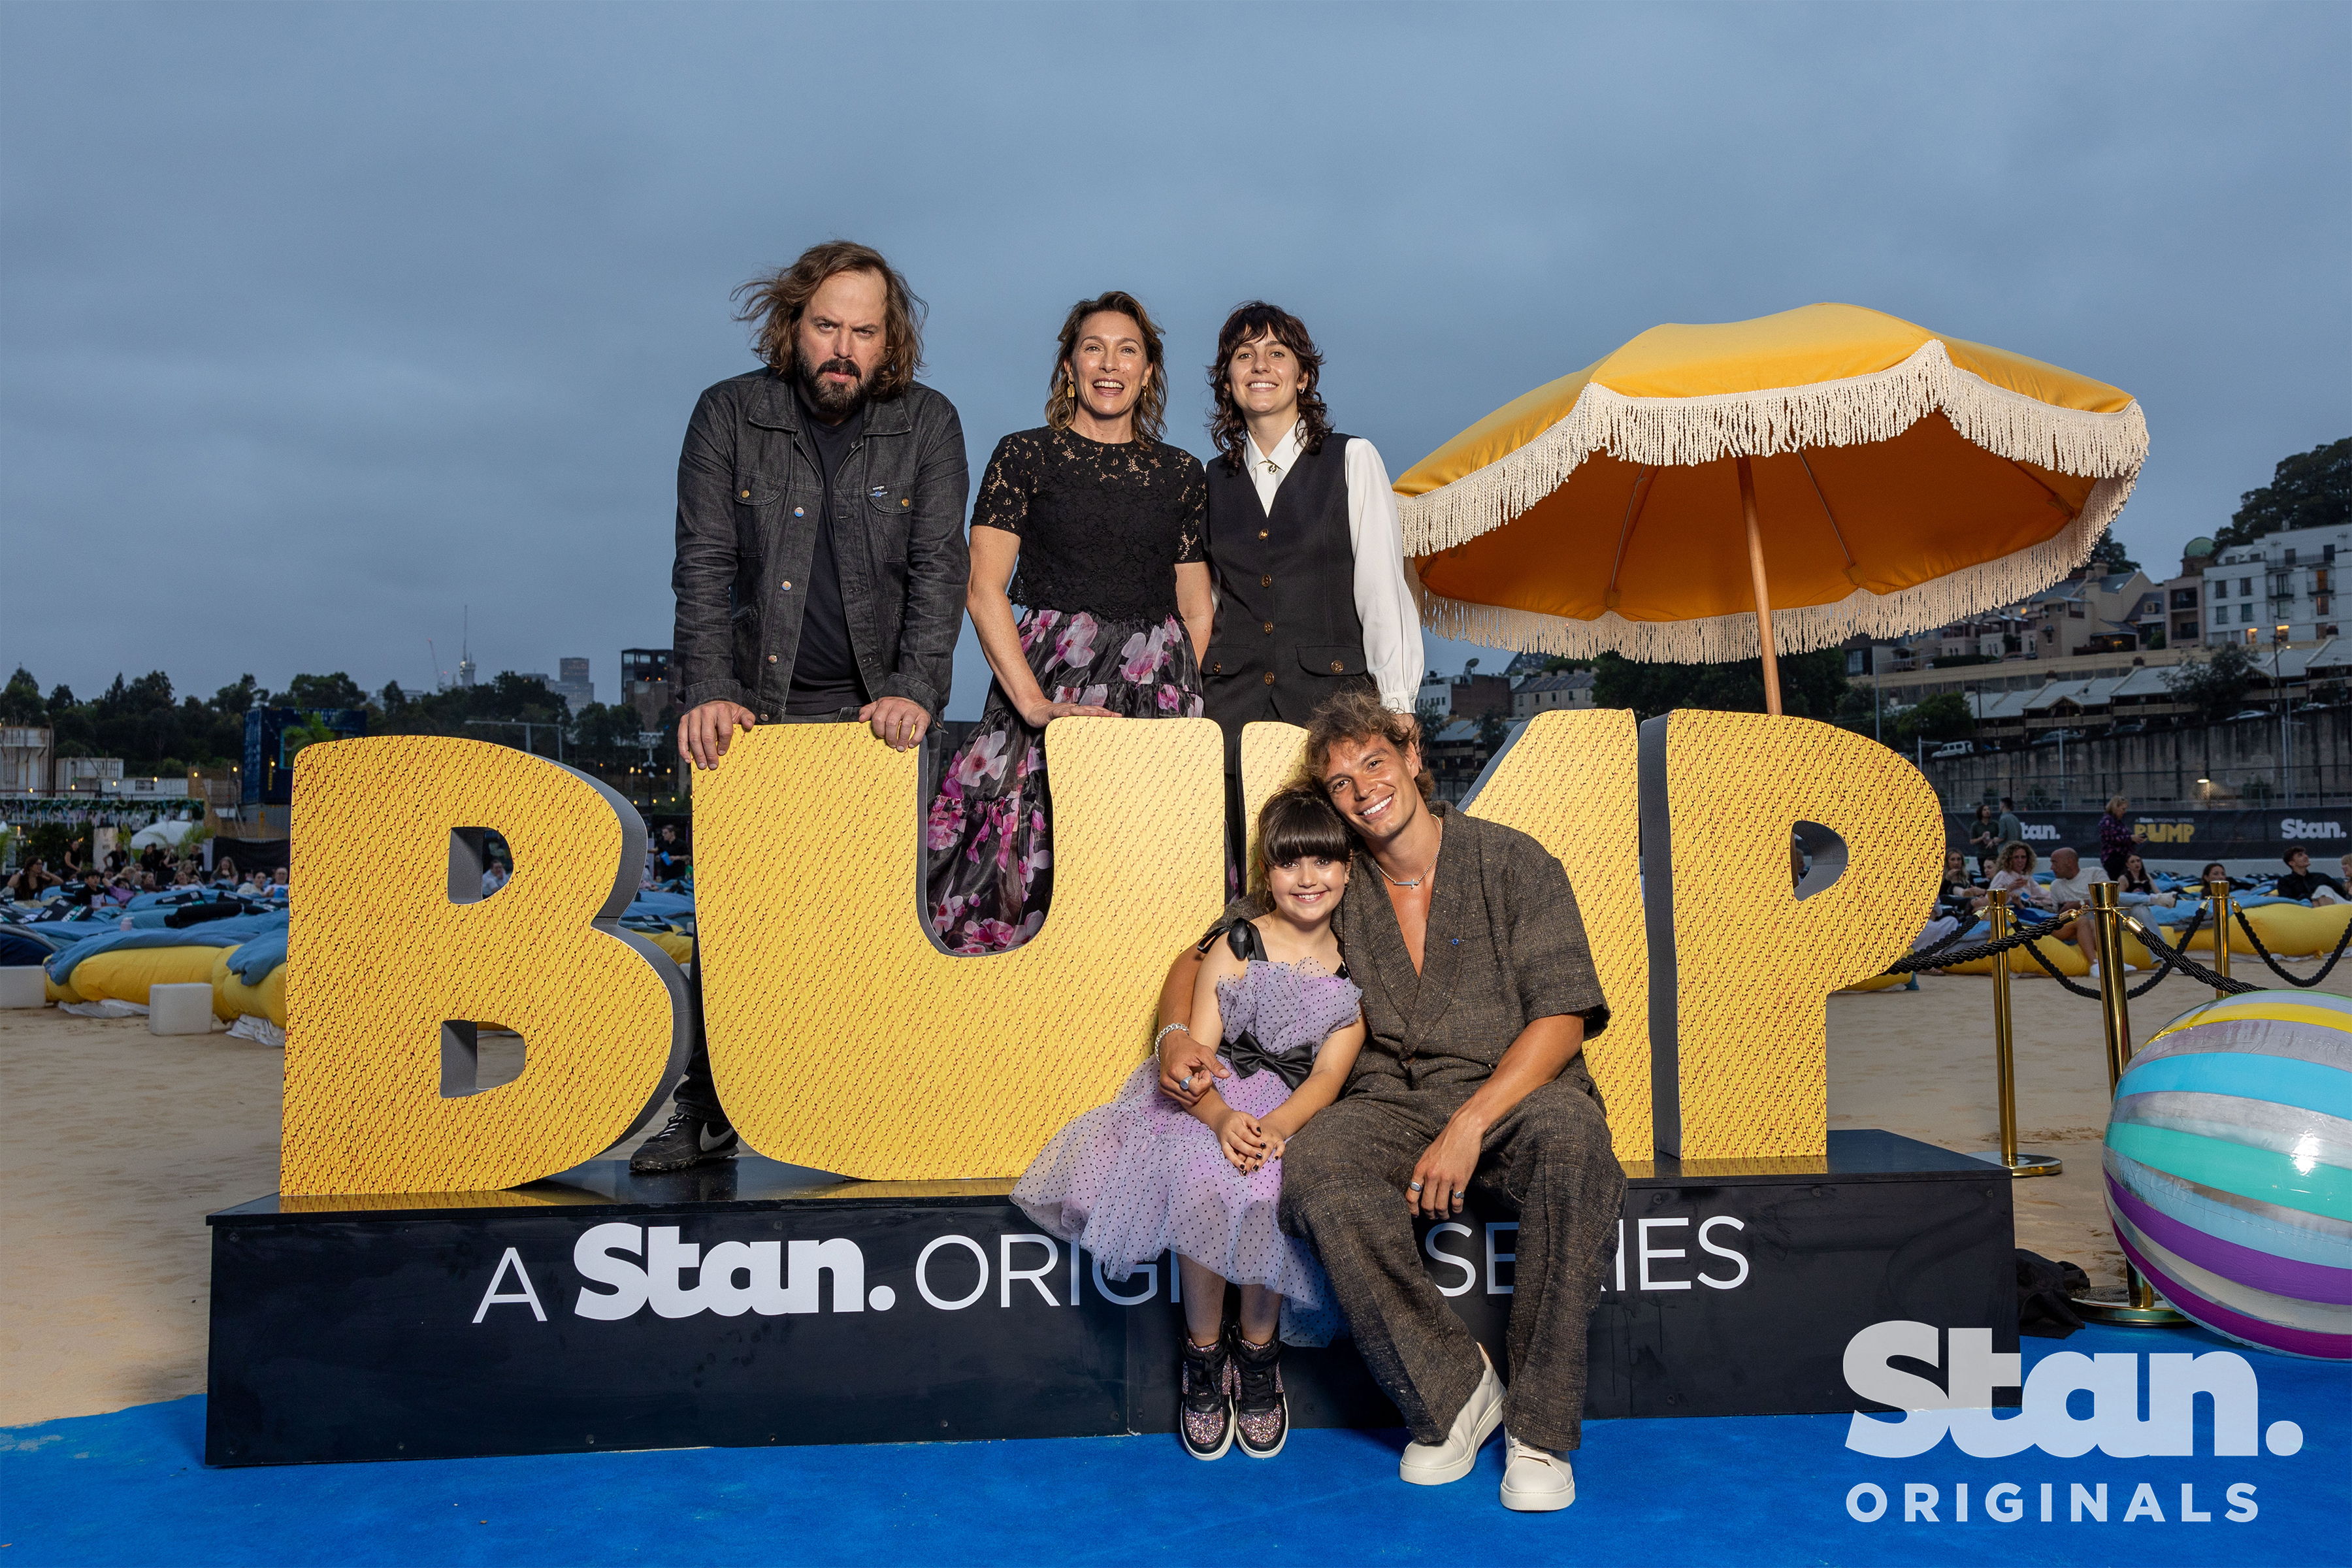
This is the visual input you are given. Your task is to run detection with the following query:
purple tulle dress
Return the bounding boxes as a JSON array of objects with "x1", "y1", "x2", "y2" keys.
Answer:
[{"x1": 1013, "y1": 943, "x2": 1362, "y2": 1347}]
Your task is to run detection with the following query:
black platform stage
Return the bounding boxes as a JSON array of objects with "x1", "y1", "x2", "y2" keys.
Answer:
[{"x1": 205, "y1": 1130, "x2": 2015, "y2": 1466}]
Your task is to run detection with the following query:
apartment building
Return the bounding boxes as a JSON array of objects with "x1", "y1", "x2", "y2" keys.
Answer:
[
  {"x1": 2202, "y1": 523, "x2": 2352, "y2": 646},
  {"x1": 1511, "y1": 671, "x2": 1595, "y2": 717}
]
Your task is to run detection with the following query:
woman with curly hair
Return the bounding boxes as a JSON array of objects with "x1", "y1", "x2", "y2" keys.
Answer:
[
  {"x1": 925, "y1": 291, "x2": 1215, "y2": 954},
  {"x1": 1198, "y1": 302, "x2": 1422, "y2": 864}
]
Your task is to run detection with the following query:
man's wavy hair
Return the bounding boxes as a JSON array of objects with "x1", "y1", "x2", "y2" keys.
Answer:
[
  {"x1": 1303, "y1": 689, "x2": 1435, "y2": 804},
  {"x1": 1205, "y1": 301, "x2": 1331, "y2": 474},
  {"x1": 732, "y1": 240, "x2": 926, "y2": 400},
  {"x1": 1045, "y1": 291, "x2": 1168, "y2": 442}
]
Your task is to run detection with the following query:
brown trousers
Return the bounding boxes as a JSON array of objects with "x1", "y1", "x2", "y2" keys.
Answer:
[{"x1": 1278, "y1": 1068, "x2": 1624, "y2": 1452}]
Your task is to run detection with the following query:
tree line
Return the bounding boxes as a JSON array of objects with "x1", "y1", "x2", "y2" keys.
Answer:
[{"x1": 0, "y1": 666, "x2": 675, "y2": 785}]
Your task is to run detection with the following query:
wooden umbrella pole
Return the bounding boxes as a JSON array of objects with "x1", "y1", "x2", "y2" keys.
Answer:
[{"x1": 1738, "y1": 455, "x2": 1782, "y2": 716}]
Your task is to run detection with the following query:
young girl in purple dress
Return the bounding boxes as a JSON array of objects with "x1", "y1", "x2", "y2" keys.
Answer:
[{"x1": 1013, "y1": 789, "x2": 1365, "y2": 1460}]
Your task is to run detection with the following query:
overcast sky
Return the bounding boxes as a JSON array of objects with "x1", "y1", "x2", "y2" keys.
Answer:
[{"x1": 5, "y1": 1, "x2": 2345, "y2": 718}]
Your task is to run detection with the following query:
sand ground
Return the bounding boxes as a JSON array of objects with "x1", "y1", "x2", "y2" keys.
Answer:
[{"x1": 5, "y1": 959, "x2": 2341, "y2": 1428}]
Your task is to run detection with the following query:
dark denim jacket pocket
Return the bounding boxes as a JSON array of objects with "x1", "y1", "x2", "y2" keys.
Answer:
[
  {"x1": 728, "y1": 603, "x2": 761, "y2": 691},
  {"x1": 734, "y1": 470, "x2": 785, "y2": 507}
]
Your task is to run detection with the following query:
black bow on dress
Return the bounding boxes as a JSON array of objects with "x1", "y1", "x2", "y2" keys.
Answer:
[{"x1": 1224, "y1": 1031, "x2": 1313, "y2": 1090}]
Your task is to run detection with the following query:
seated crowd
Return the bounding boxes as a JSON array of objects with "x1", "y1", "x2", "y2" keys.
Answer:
[
  {"x1": 1931, "y1": 815, "x2": 2350, "y2": 976},
  {"x1": 4, "y1": 843, "x2": 286, "y2": 914}
]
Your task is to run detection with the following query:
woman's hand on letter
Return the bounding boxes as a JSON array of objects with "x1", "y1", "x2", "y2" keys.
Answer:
[{"x1": 1016, "y1": 698, "x2": 1119, "y2": 728}]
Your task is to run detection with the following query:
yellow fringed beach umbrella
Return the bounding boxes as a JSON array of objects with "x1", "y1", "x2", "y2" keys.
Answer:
[{"x1": 1396, "y1": 303, "x2": 2148, "y2": 713}]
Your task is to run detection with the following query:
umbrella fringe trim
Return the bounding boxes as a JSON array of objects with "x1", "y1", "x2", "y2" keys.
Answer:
[
  {"x1": 1411, "y1": 472, "x2": 2135, "y2": 663},
  {"x1": 1400, "y1": 339, "x2": 2148, "y2": 555}
]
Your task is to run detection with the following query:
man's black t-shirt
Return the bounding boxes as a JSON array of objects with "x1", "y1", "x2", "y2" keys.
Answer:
[{"x1": 787, "y1": 386, "x2": 871, "y2": 717}]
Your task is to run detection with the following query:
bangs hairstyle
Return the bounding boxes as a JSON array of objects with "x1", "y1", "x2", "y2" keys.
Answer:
[
  {"x1": 732, "y1": 240, "x2": 927, "y2": 400},
  {"x1": 1258, "y1": 787, "x2": 1353, "y2": 871},
  {"x1": 1206, "y1": 301, "x2": 1331, "y2": 473},
  {"x1": 1047, "y1": 291, "x2": 1168, "y2": 442},
  {"x1": 1303, "y1": 688, "x2": 1435, "y2": 804}
]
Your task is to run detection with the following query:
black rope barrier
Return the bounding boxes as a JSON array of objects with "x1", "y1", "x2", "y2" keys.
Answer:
[
  {"x1": 2121, "y1": 904, "x2": 2202, "y2": 1000},
  {"x1": 2229, "y1": 903, "x2": 2352, "y2": 988},
  {"x1": 1880, "y1": 899, "x2": 2269, "y2": 1001},
  {"x1": 1880, "y1": 914, "x2": 2078, "y2": 977},
  {"x1": 2012, "y1": 927, "x2": 2106, "y2": 998},
  {"x1": 2122, "y1": 915, "x2": 2261, "y2": 996}
]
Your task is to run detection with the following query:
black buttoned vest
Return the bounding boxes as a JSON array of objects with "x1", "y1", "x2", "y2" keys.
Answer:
[{"x1": 1201, "y1": 432, "x2": 1376, "y2": 742}]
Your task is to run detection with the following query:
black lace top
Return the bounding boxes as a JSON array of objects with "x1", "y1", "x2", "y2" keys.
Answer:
[{"x1": 972, "y1": 427, "x2": 1207, "y2": 621}]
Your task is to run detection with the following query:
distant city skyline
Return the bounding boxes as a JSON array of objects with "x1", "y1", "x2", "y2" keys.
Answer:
[{"x1": 5, "y1": 3, "x2": 2345, "y2": 719}]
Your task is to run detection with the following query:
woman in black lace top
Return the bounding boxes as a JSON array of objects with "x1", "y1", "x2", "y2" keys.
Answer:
[{"x1": 926, "y1": 291, "x2": 1215, "y2": 954}]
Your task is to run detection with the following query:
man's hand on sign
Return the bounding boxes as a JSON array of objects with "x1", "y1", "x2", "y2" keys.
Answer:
[
  {"x1": 679, "y1": 700, "x2": 757, "y2": 770},
  {"x1": 860, "y1": 696, "x2": 930, "y2": 751}
]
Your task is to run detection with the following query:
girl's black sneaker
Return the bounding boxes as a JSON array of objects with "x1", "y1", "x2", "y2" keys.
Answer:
[
  {"x1": 1230, "y1": 1330, "x2": 1288, "y2": 1458},
  {"x1": 1179, "y1": 1336, "x2": 1235, "y2": 1459}
]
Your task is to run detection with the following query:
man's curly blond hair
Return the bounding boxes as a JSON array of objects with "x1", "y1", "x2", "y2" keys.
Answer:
[{"x1": 1303, "y1": 689, "x2": 1433, "y2": 803}]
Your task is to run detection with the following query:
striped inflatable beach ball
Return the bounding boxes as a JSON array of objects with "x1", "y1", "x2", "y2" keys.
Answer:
[{"x1": 2105, "y1": 990, "x2": 2352, "y2": 1360}]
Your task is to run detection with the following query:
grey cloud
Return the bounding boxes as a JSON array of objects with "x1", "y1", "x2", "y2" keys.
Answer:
[{"x1": 3, "y1": 2, "x2": 2345, "y2": 712}]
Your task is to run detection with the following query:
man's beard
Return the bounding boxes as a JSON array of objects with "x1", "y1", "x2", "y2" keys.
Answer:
[{"x1": 794, "y1": 350, "x2": 873, "y2": 421}]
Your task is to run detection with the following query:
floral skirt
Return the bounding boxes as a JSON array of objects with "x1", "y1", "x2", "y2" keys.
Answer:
[{"x1": 925, "y1": 608, "x2": 1204, "y2": 954}]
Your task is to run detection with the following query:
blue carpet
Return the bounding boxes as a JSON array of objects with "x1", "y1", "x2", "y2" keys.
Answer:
[{"x1": 3, "y1": 1326, "x2": 2342, "y2": 1567}]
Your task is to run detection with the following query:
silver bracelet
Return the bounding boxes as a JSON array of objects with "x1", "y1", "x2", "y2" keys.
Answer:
[{"x1": 1152, "y1": 1022, "x2": 1192, "y2": 1054}]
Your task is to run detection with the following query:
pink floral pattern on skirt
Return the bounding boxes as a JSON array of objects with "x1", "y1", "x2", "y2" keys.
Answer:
[{"x1": 925, "y1": 608, "x2": 1204, "y2": 955}]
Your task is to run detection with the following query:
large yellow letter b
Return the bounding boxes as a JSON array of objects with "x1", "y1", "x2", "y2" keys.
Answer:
[{"x1": 282, "y1": 738, "x2": 689, "y2": 1194}]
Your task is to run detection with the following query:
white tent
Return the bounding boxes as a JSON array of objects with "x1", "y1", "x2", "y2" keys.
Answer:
[{"x1": 128, "y1": 819, "x2": 201, "y2": 849}]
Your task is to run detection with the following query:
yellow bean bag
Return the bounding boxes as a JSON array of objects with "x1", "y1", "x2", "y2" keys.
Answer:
[
  {"x1": 1841, "y1": 972, "x2": 1916, "y2": 993},
  {"x1": 44, "y1": 972, "x2": 82, "y2": 1004},
  {"x1": 646, "y1": 929, "x2": 694, "y2": 966},
  {"x1": 2243, "y1": 900, "x2": 2352, "y2": 958},
  {"x1": 208, "y1": 950, "x2": 288, "y2": 1027},
  {"x1": 68, "y1": 945, "x2": 222, "y2": 1005},
  {"x1": 2166, "y1": 900, "x2": 2352, "y2": 958}
]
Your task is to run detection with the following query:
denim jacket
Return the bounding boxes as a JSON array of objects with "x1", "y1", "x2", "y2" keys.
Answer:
[{"x1": 670, "y1": 368, "x2": 970, "y2": 719}]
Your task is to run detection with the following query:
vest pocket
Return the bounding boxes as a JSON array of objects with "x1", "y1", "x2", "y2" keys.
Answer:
[{"x1": 1298, "y1": 644, "x2": 1364, "y2": 677}]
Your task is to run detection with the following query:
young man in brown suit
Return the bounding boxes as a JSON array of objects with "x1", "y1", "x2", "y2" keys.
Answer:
[{"x1": 1157, "y1": 691, "x2": 1622, "y2": 1512}]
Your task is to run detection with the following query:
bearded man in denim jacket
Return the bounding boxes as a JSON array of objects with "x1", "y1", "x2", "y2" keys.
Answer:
[{"x1": 635, "y1": 239, "x2": 970, "y2": 1173}]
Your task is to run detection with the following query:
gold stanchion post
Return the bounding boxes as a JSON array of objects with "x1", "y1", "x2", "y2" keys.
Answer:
[
  {"x1": 2072, "y1": 881, "x2": 2188, "y2": 1326},
  {"x1": 2207, "y1": 874, "x2": 2234, "y2": 996},
  {"x1": 1968, "y1": 888, "x2": 2061, "y2": 1177}
]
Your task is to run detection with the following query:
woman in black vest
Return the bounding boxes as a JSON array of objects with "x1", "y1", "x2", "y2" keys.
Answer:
[{"x1": 1200, "y1": 302, "x2": 1423, "y2": 864}]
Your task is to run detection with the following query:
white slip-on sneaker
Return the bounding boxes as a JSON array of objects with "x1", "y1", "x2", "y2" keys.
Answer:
[
  {"x1": 1398, "y1": 1348, "x2": 1505, "y2": 1486},
  {"x1": 1499, "y1": 1431, "x2": 1576, "y2": 1512}
]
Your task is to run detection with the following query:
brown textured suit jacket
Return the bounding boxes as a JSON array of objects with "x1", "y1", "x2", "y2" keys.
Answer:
[{"x1": 1334, "y1": 804, "x2": 1609, "y2": 1098}]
